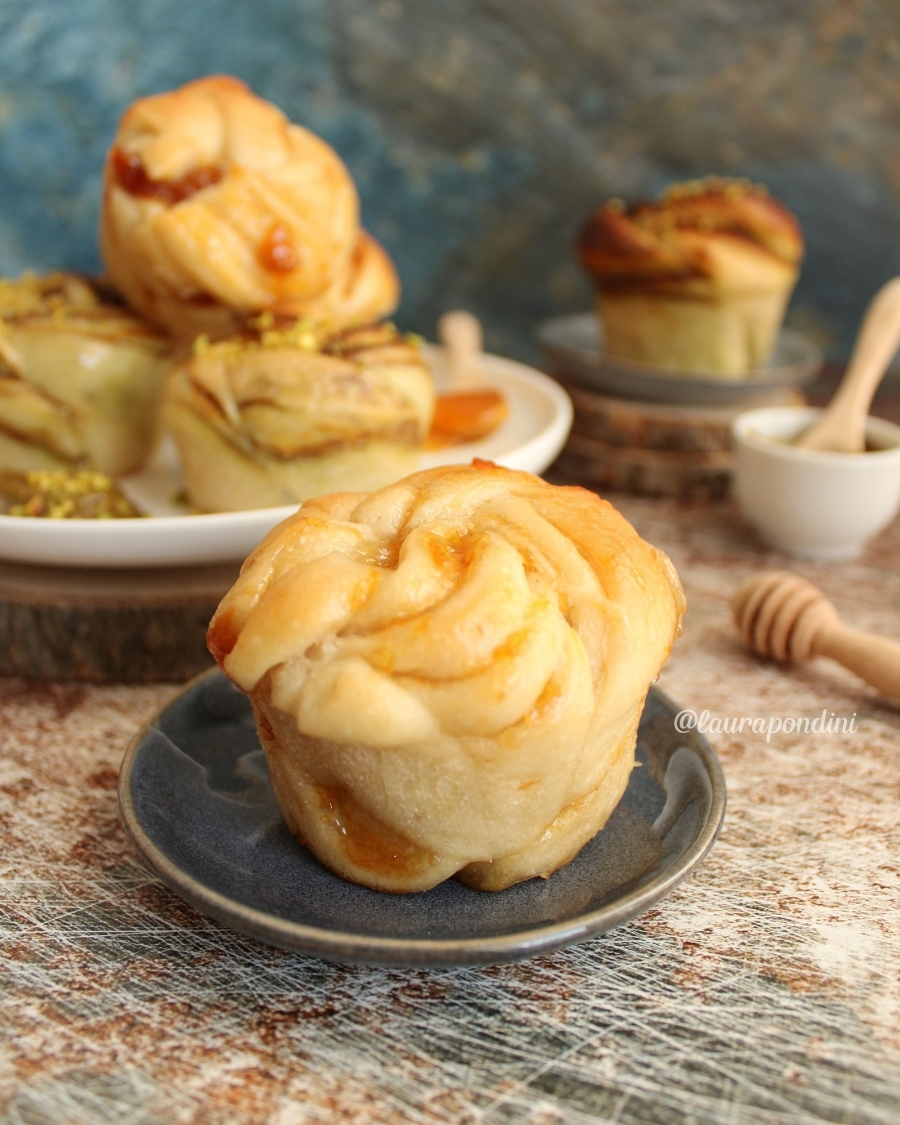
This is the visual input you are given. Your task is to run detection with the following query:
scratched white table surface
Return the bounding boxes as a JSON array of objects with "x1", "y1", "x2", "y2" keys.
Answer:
[{"x1": 1, "y1": 494, "x2": 899, "y2": 1125}]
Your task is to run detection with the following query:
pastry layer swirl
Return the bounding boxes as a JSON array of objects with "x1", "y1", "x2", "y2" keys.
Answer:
[
  {"x1": 208, "y1": 462, "x2": 686, "y2": 892},
  {"x1": 0, "y1": 272, "x2": 171, "y2": 475},
  {"x1": 579, "y1": 178, "x2": 802, "y2": 294},
  {"x1": 165, "y1": 320, "x2": 435, "y2": 511},
  {"x1": 100, "y1": 76, "x2": 399, "y2": 341}
]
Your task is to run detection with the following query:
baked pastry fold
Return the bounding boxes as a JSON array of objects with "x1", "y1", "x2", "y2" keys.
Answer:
[
  {"x1": 101, "y1": 76, "x2": 399, "y2": 341},
  {"x1": 578, "y1": 178, "x2": 804, "y2": 375},
  {"x1": 0, "y1": 273, "x2": 171, "y2": 475},
  {"x1": 166, "y1": 320, "x2": 435, "y2": 511},
  {"x1": 208, "y1": 462, "x2": 685, "y2": 893}
]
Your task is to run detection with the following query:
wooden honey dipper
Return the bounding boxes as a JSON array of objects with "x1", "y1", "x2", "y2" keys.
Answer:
[{"x1": 732, "y1": 570, "x2": 900, "y2": 701}]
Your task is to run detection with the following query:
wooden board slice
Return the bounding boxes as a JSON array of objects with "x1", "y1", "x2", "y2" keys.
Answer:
[
  {"x1": 550, "y1": 436, "x2": 735, "y2": 500},
  {"x1": 558, "y1": 379, "x2": 805, "y2": 450},
  {"x1": 550, "y1": 380, "x2": 805, "y2": 499},
  {"x1": 0, "y1": 559, "x2": 239, "y2": 682}
]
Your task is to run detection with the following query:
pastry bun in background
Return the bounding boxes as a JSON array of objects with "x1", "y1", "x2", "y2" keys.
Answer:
[
  {"x1": 165, "y1": 319, "x2": 435, "y2": 511},
  {"x1": 208, "y1": 462, "x2": 685, "y2": 893},
  {"x1": 100, "y1": 76, "x2": 399, "y2": 341},
  {"x1": 0, "y1": 272, "x2": 171, "y2": 476},
  {"x1": 578, "y1": 177, "x2": 804, "y2": 376}
]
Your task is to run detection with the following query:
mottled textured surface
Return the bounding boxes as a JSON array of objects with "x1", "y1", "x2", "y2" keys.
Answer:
[
  {"x1": 1, "y1": 1, "x2": 900, "y2": 360},
  {"x1": 2, "y1": 497, "x2": 899, "y2": 1123}
]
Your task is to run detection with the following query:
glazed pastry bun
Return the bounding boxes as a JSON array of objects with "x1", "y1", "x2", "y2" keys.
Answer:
[
  {"x1": 208, "y1": 462, "x2": 686, "y2": 893},
  {"x1": 578, "y1": 177, "x2": 804, "y2": 376},
  {"x1": 100, "y1": 76, "x2": 399, "y2": 341},
  {"x1": 165, "y1": 319, "x2": 435, "y2": 511},
  {"x1": 0, "y1": 273, "x2": 171, "y2": 475}
]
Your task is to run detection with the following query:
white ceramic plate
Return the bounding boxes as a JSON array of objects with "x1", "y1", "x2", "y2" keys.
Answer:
[{"x1": 0, "y1": 346, "x2": 572, "y2": 568}]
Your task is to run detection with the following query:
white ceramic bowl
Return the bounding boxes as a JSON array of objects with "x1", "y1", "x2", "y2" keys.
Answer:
[{"x1": 732, "y1": 406, "x2": 900, "y2": 560}]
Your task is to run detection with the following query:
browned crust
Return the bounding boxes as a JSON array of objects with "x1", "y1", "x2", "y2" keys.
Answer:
[
  {"x1": 0, "y1": 272, "x2": 168, "y2": 344},
  {"x1": 171, "y1": 319, "x2": 427, "y2": 460},
  {"x1": 578, "y1": 178, "x2": 803, "y2": 292}
]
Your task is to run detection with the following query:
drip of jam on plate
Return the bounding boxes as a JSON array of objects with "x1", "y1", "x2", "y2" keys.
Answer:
[
  {"x1": 112, "y1": 147, "x2": 223, "y2": 206},
  {"x1": 426, "y1": 390, "x2": 508, "y2": 448}
]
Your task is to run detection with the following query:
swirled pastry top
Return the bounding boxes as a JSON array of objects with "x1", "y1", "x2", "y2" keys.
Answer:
[
  {"x1": 209, "y1": 462, "x2": 685, "y2": 744},
  {"x1": 578, "y1": 178, "x2": 803, "y2": 297},
  {"x1": 100, "y1": 76, "x2": 399, "y2": 338},
  {"x1": 167, "y1": 320, "x2": 434, "y2": 459},
  {"x1": 0, "y1": 273, "x2": 166, "y2": 343}
]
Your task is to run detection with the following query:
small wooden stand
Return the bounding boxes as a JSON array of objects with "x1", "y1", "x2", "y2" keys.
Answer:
[
  {"x1": 550, "y1": 379, "x2": 805, "y2": 500},
  {"x1": 0, "y1": 559, "x2": 239, "y2": 682}
]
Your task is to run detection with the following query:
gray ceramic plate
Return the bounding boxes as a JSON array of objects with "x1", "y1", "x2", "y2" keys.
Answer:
[
  {"x1": 118, "y1": 670, "x2": 726, "y2": 967},
  {"x1": 538, "y1": 313, "x2": 822, "y2": 405}
]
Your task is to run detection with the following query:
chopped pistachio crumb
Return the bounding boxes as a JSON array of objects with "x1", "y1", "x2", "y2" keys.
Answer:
[
  {"x1": 195, "y1": 315, "x2": 324, "y2": 359},
  {"x1": 661, "y1": 175, "x2": 763, "y2": 203},
  {"x1": 4, "y1": 468, "x2": 144, "y2": 519},
  {"x1": 259, "y1": 322, "x2": 318, "y2": 350},
  {"x1": 0, "y1": 271, "x2": 101, "y2": 321}
]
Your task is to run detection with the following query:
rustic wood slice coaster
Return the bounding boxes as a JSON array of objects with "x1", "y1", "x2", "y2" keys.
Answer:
[
  {"x1": 550, "y1": 380, "x2": 805, "y2": 499},
  {"x1": 558, "y1": 378, "x2": 806, "y2": 450},
  {"x1": 550, "y1": 436, "x2": 735, "y2": 500},
  {"x1": 0, "y1": 558, "x2": 239, "y2": 683}
]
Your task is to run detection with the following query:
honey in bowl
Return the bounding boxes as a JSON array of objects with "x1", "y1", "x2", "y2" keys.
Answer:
[{"x1": 426, "y1": 390, "x2": 508, "y2": 449}]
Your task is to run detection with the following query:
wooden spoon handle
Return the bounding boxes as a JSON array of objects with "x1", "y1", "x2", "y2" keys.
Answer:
[
  {"x1": 797, "y1": 276, "x2": 900, "y2": 452},
  {"x1": 438, "y1": 310, "x2": 483, "y2": 389},
  {"x1": 815, "y1": 621, "x2": 900, "y2": 701}
]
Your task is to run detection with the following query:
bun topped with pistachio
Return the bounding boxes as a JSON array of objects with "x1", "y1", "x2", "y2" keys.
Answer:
[{"x1": 578, "y1": 177, "x2": 804, "y2": 376}]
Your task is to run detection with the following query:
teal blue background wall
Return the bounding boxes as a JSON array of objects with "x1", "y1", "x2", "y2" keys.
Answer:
[{"x1": 1, "y1": 0, "x2": 900, "y2": 360}]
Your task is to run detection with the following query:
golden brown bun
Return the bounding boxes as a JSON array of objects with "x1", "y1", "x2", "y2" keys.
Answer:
[
  {"x1": 100, "y1": 76, "x2": 399, "y2": 341},
  {"x1": 165, "y1": 320, "x2": 435, "y2": 511},
  {"x1": 578, "y1": 178, "x2": 803, "y2": 294},
  {"x1": 0, "y1": 273, "x2": 171, "y2": 475},
  {"x1": 208, "y1": 463, "x2": 685, "y2": 892},
  {"x1": 577, "y1": 178, "x2": 804, "y2": 374}
]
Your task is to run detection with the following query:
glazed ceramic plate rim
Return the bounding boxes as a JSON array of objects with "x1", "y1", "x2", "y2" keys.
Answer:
[
  {"x1": 0, "y1": 346, "x2": 573, "y2": 569},
  {"x1": 538, "y1": 313, "x2": 822, "y2": 405},
  {"x1": 118, "y1": 671, "x2": 727, "y2": 966}
]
